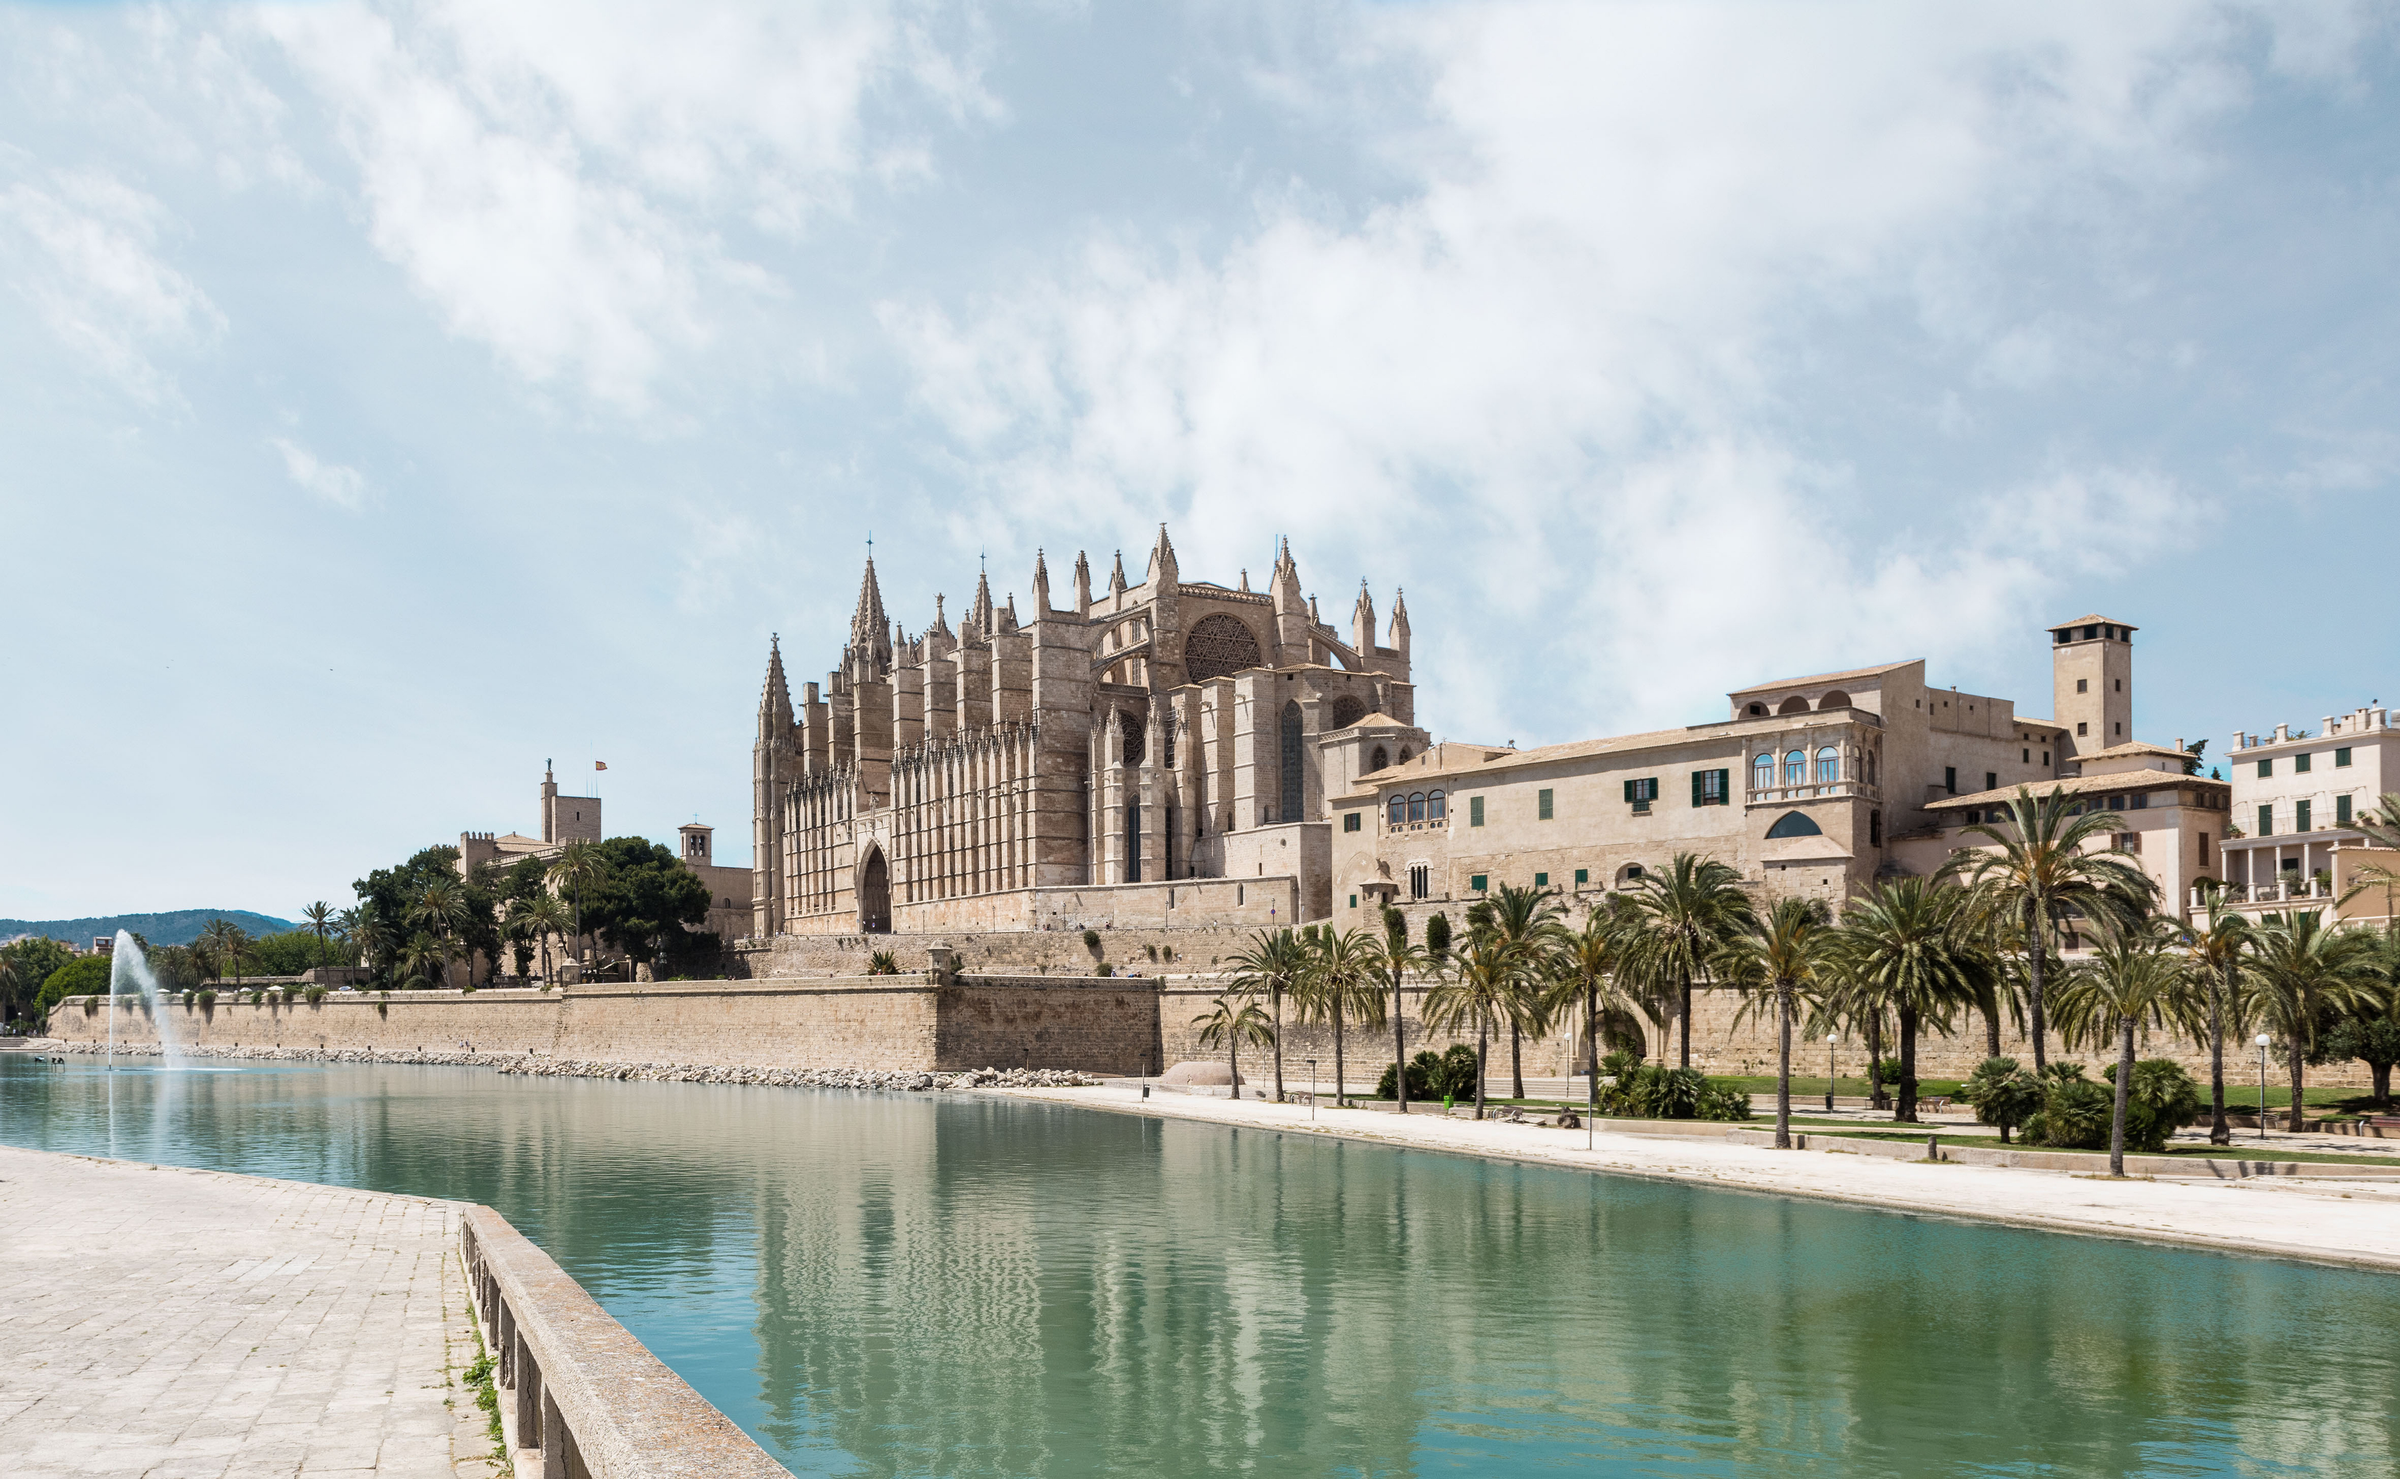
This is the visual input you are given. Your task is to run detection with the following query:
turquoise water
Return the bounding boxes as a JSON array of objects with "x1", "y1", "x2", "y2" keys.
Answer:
[{"x1": 3, "y1": 1058, "x2": 2395, "y2": 1476}]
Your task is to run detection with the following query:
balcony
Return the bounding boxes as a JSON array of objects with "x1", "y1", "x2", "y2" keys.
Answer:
[
  {"x1": 1746, "y1": 781, "x2": 1879, "y2": 807},
  {"x1": 1384, "y1": 816, "x2": 1451, "y2": 836}
]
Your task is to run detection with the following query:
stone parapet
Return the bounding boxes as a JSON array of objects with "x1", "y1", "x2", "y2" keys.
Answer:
[{"x1": 462, "y1": 1203, "x2": 790, "y2": 1478}]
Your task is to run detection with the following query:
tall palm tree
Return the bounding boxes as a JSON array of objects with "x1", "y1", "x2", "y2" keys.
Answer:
[
  {"x1": 1721, "y1": 896, "x2": 1834, "y2": 1149},
  {"x1": 1366, "y1": 907, "x2": 1430, "y2": 1112},
  {"x1": 2179, "y1": 888, "x2": 2253, "y2": 1145},
  {"x1": 546, "y1": 840, "x2": 606, "y2": 970},
  {"x1": 396, "y1": 933, "x2": 448, "y2": 992},
  {"x1": 2052, "y1": 916, "x2": 2195, "y2": 1176},
  {"x1": 1829, "y1": 879, "x2": 1981, "y2": 1123},
  {"x1": 1295, "y1": 927, "x2": 1384, "y2": 1107},
  {"x1": 201, "y1": 918, "x2": 250, "y2": 986},
  {"x1": 1228, "y1": 928, "x2": 1308, "y2": 1103},
  {"x1": 1422, "y1": 933, "x2": 1523, "y2": 1119},
  {"x1": 2242, "y1": 909, "x2": 2385, "y2": 1131},
  {"x1": 1549, "y1": 904, "x2": 1644, "y2": 1127},
  {"x1": 514, "y1": 894, "x2": 571, "y2": 982},
  {"x1": 409, "y1": 877, "x2": 471, "y2": 990},
  {"x1": 1942, "y1": 785, "x2": 2153, "y2": 1072},
  {"x1": 1623, "y1": 853, "x2": 1755, "y2": 1068},
  {"x1": 1193, "y1": 992, "x2": 1276, "y2": 1098},
  {"x1": 299, "y1": 901, "x2": 336, "y2": 971},
  {"x1": 1483, "y1": 883, "x2": 1569, "y2": 1098}
]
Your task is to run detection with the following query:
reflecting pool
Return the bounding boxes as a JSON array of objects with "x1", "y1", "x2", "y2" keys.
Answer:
[{"x1": 4, "y1": 1058, "x2": 2395, "y2": 1476}]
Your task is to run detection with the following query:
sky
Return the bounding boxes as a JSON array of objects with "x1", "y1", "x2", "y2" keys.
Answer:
[{"x1": 5, "y1": 0, "x2": 2399, "y2": 920}]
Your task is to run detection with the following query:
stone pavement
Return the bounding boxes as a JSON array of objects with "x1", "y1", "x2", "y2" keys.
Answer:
[{"x1": 0, "y1": 1145, "x2": 501, "y2": 1478}]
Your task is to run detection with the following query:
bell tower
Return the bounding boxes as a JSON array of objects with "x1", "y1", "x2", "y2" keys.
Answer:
[{"x1": 2050, "y1": 614, "x2": 2135, "y2": 759}]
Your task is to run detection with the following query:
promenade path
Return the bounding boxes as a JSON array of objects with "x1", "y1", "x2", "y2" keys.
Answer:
[
  {"x1": 1013, "y1": 1082, "x2": 2400, "y2": 1271},
  {"x1": 0, "y1": 1145, "x2": 498, "y2": 1478}
]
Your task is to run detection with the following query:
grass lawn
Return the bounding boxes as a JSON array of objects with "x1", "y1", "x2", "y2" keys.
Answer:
[{"x1": 1801, "y1": 1126, "x2": 2400, "y2": 1168}]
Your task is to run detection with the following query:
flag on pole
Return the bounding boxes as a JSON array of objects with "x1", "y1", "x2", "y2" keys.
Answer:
[{"x1": 595, "y1": 761, "x2": 608, "y2": 771}]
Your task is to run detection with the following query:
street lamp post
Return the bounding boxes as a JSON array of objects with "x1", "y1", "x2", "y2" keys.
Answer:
[
  {"x1": 1826, "y1": 1034, "x2": 1838, "y2": 1113},
  {"x1": 2256, "y1": 1033, "x2": 2272, "y2": 1141},
  {"x1": 1307, "y1": 1058, "x2": 1318, "y2": 1121}
]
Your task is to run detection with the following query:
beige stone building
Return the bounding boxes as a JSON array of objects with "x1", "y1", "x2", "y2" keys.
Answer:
[
  {"x1": 2217, "y1": 705, "x2": 2400, "y2": 926},
  {"x1": 751, "y1": 532, "x2": 1417, "y2": 940}
]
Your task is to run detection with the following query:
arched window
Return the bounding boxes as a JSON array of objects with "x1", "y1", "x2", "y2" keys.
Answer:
[
  {"x1": 1427, "y1": 789, "x2": 1446, "y2": 821},
  {"x1": 1818, "y1": 689, "x2": 1850, "y2": 710},
  {"x1": 1864, "y1": 751, "x2": 1877, "y2": 785},
  {"x1": 1766, "y1": 810, "x2": 1823, "y2": 839},
  {"x1": 1329, "y1": 694, "x2": 1367, "y2": 730},
  {"x1": 1280, "y1": 701, "x2": 1305, "y2": 823},
  {"x1": 1388, "y1": 793, "x2": 1406, "y2": 827},
  {"x1": 1120, "y1": 710, "x2": 1145, "y2": 768},
  {"x1": 1408, "y1": 792, "x2": 1426, "y2": 823},
  {"x1": 1815, "y1": 746, "x2": 1839, "y2": 784},
  {"x1": 1370, "y1": 745, "x2": 1389, "y2": 772},
  {"x1": 1783, "y1": 749, "x2": 1806, "y2": 787},
  {"x1": 1752, "y1": 753, "x2": 1774, "y2": 792},
  {"x1": 1397, "y1": 747, "x2": 1413, "y2": 765},
  {"x1": 1778, "y1": 695, "x2": 1810, "y2": 715},
  {"x1": 1183, "y1": 614, "x2": 1263, "y2": 684}
]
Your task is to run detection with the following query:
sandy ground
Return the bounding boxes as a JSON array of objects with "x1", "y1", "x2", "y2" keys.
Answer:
[{"x1": 1003, "y1": 1082, "x2": 2400, "y2": 1272}]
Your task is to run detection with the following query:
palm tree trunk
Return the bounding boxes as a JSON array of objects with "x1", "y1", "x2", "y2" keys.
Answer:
[
  {"x1": 1984, "y1": 1000, "x2": 2001, "y2": 1060},
  {"x1": 2110, "y1": 1013, "x2": 2135, "y2": 1176},
  {"x1": 1510, "y1": 1019, "x2": 1524, "y2": 1101},
  {"x1": 2026, "y1": 907, "x2": 2049, "y2": 1073},
  {"x1": 1229, "y1": 1038, "x2": 1240, "y2": 1099},
  {"x1": 1332, "y1": 998, "x2": 1347, "y2": 1109},
  {"x1": 1587, "y1": 977, "x2": 1600, "y2": 1128},
  {"x1": 1474, "y1": 1017, "x2": 1488, "y2": 1120},
  {"x1": 1392, "y1": 968, "x2": 1409, "y2": 1114},
  {"x1": 2208, "y1": 967, "x2": 2230, "y2": 1146},
  {"x1": 1679, "y1": 969, "x2": 1693, "y2": 1069},
  {"x1": 1775, "y1": 984, "x2": 1792, "y2": 1150},
  {"x1": 1897, "y1": 1003, "x2": 1919, "y2": 1124},
  {"x1": 1272, "y1": 985, "x2": 1285, "y2": 1104},
  {"x1": 1867, "y1": 1012, "x2": 1886, "y2": 1110},
  {"x1": 2287, "y1": 1042, "x2": 2307, "y2": 1134}
]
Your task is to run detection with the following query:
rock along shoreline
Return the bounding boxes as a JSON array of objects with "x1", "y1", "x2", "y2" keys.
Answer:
[{"x1": 50, "y1": 1041, "x2": 1101, "y2": 1091}]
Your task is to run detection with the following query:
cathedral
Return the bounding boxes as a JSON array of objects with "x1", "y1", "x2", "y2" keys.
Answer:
[{"x1": 751, "y1": 530, "x2": 1424, "y2": 938}]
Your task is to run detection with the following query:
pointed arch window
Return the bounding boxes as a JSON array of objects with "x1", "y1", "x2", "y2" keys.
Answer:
[
  {"x1": 1814, "y1": 746, "x2": 1839, "y2": 784},
  {"x1": 1370, "y1": 745, "x2": 1389, "y2": 773},
  {"x1": 1783, "y1": 750, "x2": 1806, "y2": 787},
  {"x1": 1280, "y1": 701, "x2": 1305, "y2": 823}
]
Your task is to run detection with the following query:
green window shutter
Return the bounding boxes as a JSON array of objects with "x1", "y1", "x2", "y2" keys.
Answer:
[
  {"x1": 1469, "y1": 874, "x2": 1488, "y2": 892},
  {"x1": 1534, "y1": 872, "x2": 1548, "y2": 887},
  {"x1": 2259, "y1": 805, "x2": 2273, "y2": 835},
  {"x1": 1691, "y1": 771, "x2": 1705, "y2": 807},
  {"x1": 2258, "y1": 759, "x2": 2272, "y2": 778},
  {"x1": 1349, "y1": 893, "x2": 1358, "y2": 909},
  {"x1": 2296, "y1": 753, "x2": 2312, "y2": 774},
  {"x1": 2337, "y1": 795, "x2": 2353, "y2": 825},
  {"x1": 1623, "y1": 778, "x2": 1634, "y2": 803},
  {"x1": 1574, "y1": 868, "x2": 1589, "y2": 885},
  {"x1": 2297, "y1": 800, "x2": 2312, "y2": 831},
  {"x1": 1470, "y1": 796, "x2": 1485, "y2": 827},
  {"x1": 2337, "y1": 747, "x2": 2353, "y2": 767},
  {"x1": 1540, "y1": 788, "x2": 1554, "y2": 819}
]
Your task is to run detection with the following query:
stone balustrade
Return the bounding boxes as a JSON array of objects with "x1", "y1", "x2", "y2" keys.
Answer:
[{"x1": 462, "y1": 1204, "x2": 791, "y2": 1478}]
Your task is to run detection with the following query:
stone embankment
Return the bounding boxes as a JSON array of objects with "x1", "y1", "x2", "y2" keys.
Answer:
[{"x1": 54, "y1": 1040, "x2": 1100, "y2": 1090}]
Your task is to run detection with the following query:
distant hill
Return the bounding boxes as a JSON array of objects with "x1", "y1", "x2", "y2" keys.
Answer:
[{"x1": 0, "y1": 911, "x2": 299, "y2": 948}]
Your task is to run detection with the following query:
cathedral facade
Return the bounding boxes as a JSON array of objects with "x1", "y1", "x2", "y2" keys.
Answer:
[{"x1": 751, "y1": 531, "x2": 1425, "y2": 939}]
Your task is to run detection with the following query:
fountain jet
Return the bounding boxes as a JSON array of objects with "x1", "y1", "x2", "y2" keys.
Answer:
[{"x1": 108, "y1": 929, "x2": 181, "y2": 1065}]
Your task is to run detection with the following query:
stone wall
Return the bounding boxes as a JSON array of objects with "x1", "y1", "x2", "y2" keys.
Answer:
[{"x1": 744, "y1": 924, "x2": 1277, "y2": 980}]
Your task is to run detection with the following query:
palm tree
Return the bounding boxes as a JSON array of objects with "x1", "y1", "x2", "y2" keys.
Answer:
[
  {"x1": 1365, "y1": 908, "x2": 1430, "y2": 1112},
  {"x1": 2242, "y1": 910, "x2": 2385, "y2": 1131},
  {"x1": 2052, "y1": 916, "x2": 2194, "y2": 1175},
  {"x1": 395, "y1": 933, "x2": 448, "y2": 992},
  {"x1": 1193, "y1": 992, "x2": 1276, "y2": 1098},
  {"x1": 2179, "y1": 888, "x2": 2253, "y2": 1145},
  {"x1": 1295, "y1": 927, "x2": 1384, "y2": 1107},
  {"x1": 546, "y1": 839, "x2": 606, "y2": 970},
  {"x1": 1721, "y1": 896, "x2": 1834, "y2": 1148},
  {"x1": 1622, "y1": 853, "x2": 1755, "y2": 1068},
  {"x1": 1483, "y1": 883, "x2": 1569, "y2": 1098},
  {"x1": 299, "y1": 901, "x2": 336, "y2": 972},
  {"x1": 1829, "y1": 879, "x2": 1981, "y2": 1123},
  {"x1": 201, "y1": 918, "x2": 251, "y2": 986},
  {"x1": 1549, "y1": 904, "x2": 1643, "y2": 1127},
  {"x1": 1227, "y1": 928, "x2": 1308, "y2": 1103},
  {"x1": 1942, "y1": 785, "x2": 2154, "y2": 1072},
  {"x1": 514, "y1": 894, "x2": 570, "y2": 982},
  {"x1": 409, "y1": 877, "x2": 471, "y2": 989},
  {"x1": 1422, "y1": 933, "x2": 1524, "y2": 1119}
]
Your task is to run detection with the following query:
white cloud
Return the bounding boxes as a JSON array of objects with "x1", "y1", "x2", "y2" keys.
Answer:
[
  {"x1": 270, "y1": 437, "x2": 371, "y2": 511},
  {"x1": 886, "y1": 1, "x2": 2292, "y2": 741},
  {"x1": 252, "y1": 0, "x2": 989, "y2": 412},
  {"x1": 0, "y1": 161, "x2": 222, "y2": 405}
]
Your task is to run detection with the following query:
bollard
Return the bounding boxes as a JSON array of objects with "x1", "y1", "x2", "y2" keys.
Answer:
[{"x1": 1926, "y1": 1135, "x2": 1939, "y2": 1162}]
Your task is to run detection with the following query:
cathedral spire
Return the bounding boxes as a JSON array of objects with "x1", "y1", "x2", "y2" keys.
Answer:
[
  {"x1": 849, "y1": 554, "x2": 890, "y2": 663},
  {"x1": 1032, "y1": 549, "x2": 1051, "y2": 614},
  {"x1": 1389, "y1": 588, "x2": 1411, "y2": 656},
  {"x1": 1149, "y1": 523, "x2": 1178, "y2": 586},
  {"x1": 1108, "y1": 550, "x2": 1128, "y2": 596},
  {"x1": 1074, "y1": 550, "x2": 1092, "y2": 615},
  {"x1": 972, "y1": 564, "x2": 995, "y2": 637},
  {"x1": 1352, "y1": 581, "x2": 1377, "y2": 662},
  {"x1": 759, "y1": 636, "x2": 793, "y2": 732}
]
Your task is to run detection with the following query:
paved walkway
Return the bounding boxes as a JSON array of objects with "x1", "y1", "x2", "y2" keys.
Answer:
[
  {"x1": 1012, "y1": 1083, "x2": 2400, "y2": 1271},
  {"x1": 0, "y1": 1145, "x2": 500, "y2": 1478}
]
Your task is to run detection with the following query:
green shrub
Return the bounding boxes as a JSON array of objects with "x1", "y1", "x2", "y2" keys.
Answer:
[
  {"x1": 1378, "y1": 1051, "x2": 1443, "y2": 1100},
  {"x1": 305, "y1": 986, "x2": 327, "y2": 1004},
  {"x1": 2022, "y1": 1076, "x2": 2113, "y2": 1150},
  {"x1": 196, "y1": 989, "x2": 217, "y2": 1008},
  {"x1": 1960, "y1": 1057, "x2": 2043, "y2": 1141},
  {"x1": 1696, "y1": 1082, "x2": 1753, "y2": 1122},
  {"x1": 2103, "y1": 1058, "x2": 2204, "y2": 1154},
  {"x1": 1081, "y1": 929, "x2": 1102, "y2": 950},
  {"x1": 1602, "y1": 1064, "x2": 1708, "y2": 1119},
  {"x1": 865, "y1": 950, "x2": 901, "y2": 976}
]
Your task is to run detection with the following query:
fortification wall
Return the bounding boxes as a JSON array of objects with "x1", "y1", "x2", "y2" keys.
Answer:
[
  {"x1": 745, "y1": 926, "x2": 1272, "y2": 980},
  {"x1": 771, "y1": 876, "x2": 1304, "y2": 942}
]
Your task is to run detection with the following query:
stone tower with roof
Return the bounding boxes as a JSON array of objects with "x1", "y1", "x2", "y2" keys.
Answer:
[
  {"x1": 2051, "y1": 614, "x2": 2136, "y2": 759},
  {"x1": 749, "y1": 530, "x2": 1422, "y2": 938}
]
